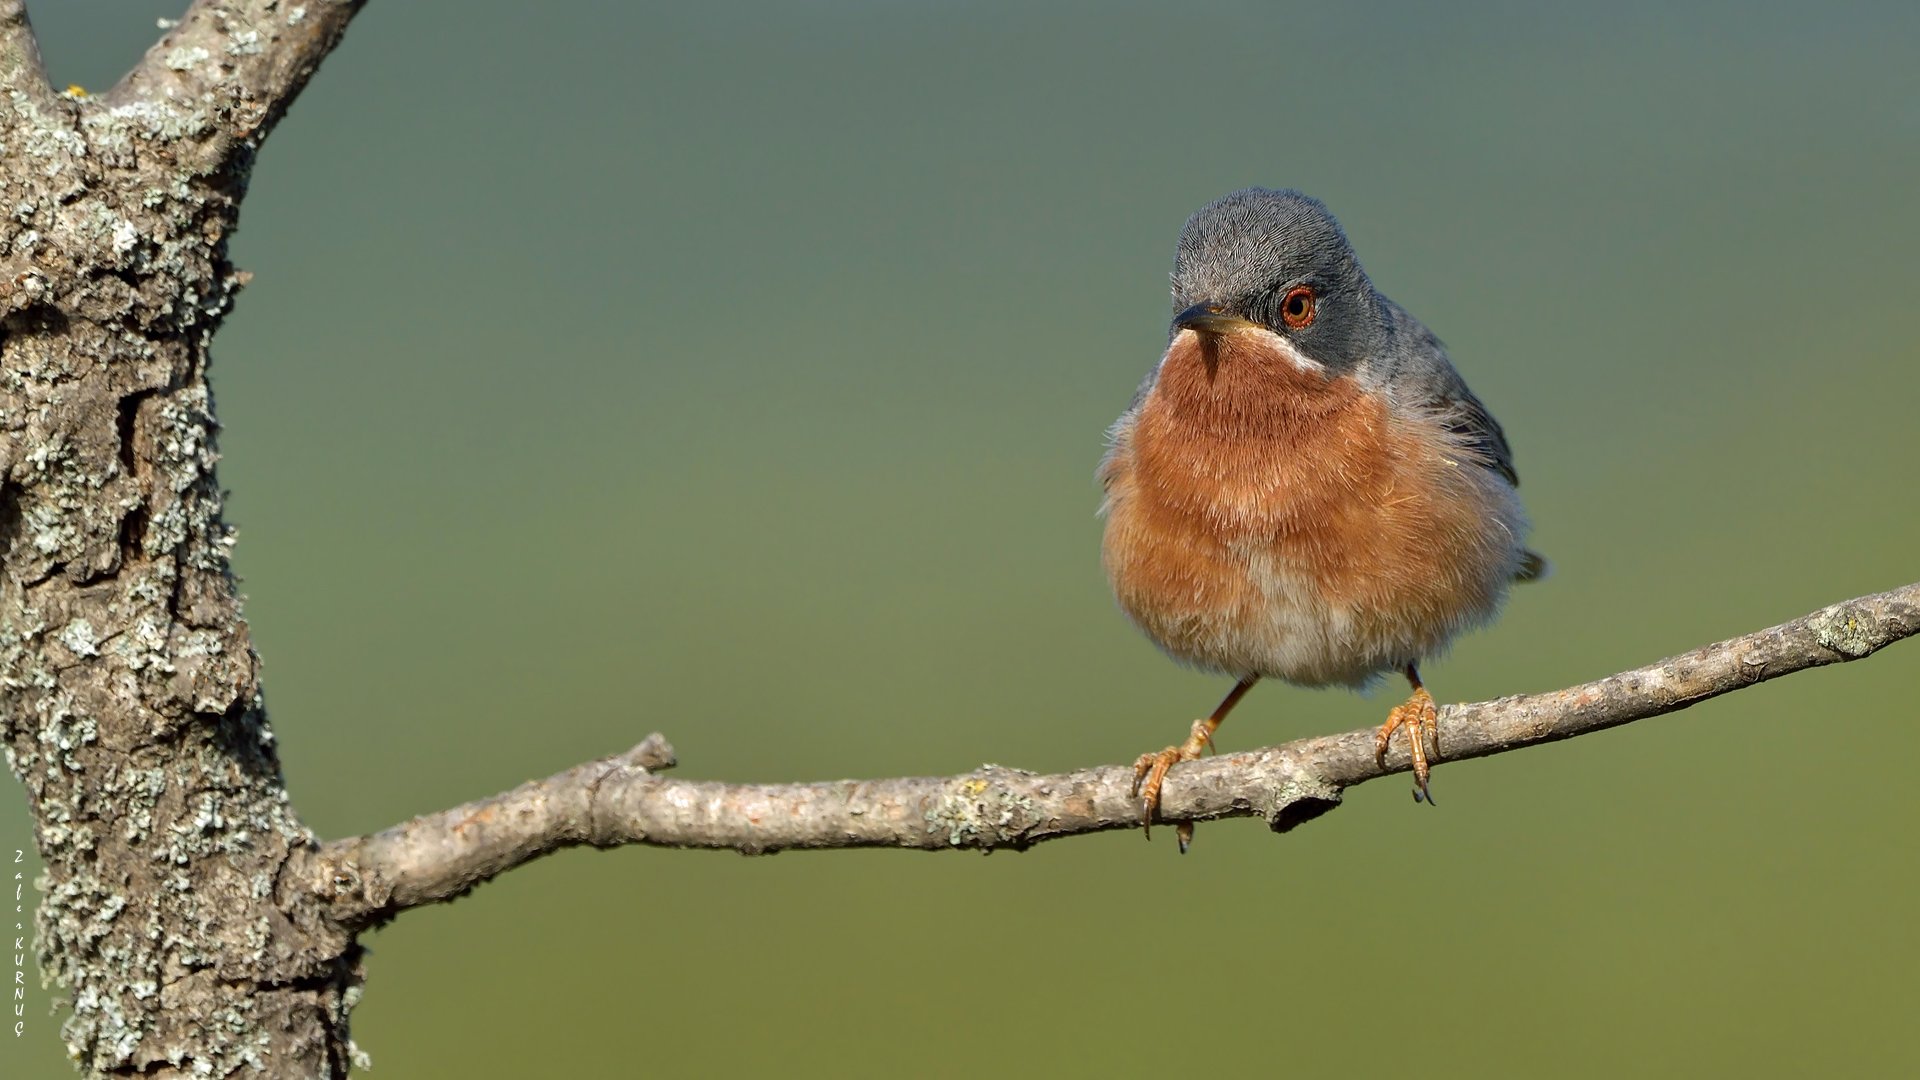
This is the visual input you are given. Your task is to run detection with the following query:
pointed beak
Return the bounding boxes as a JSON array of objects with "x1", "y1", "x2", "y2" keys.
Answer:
[{"x1": 1173, "y1": 301, "x2": 1260, "y2": 337}]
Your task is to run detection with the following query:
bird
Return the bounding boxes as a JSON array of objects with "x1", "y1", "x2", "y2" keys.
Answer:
[{"x1": 1098, "y1": 187, "x2": 1546, "y2": 850}]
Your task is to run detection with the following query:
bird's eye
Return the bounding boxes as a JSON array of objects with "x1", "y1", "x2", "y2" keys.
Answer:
[{"x1": 1280, "y1": 286, "x2": 1315, "y2": 329}]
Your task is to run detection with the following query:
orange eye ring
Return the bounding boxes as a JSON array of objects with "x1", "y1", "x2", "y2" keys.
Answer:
[{"x1": 1279, "y1": 285, "x2": 1315, "y2": 329}]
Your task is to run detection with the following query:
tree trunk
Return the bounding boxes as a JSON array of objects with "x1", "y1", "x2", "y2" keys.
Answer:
[{"x1": 0, "y1": 3, "x2": 367, "y2": 1075}]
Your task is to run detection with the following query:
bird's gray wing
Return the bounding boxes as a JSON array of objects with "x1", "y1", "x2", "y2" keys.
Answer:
[
  {"x1": 1373, "y1": 298, "x2": 1519, "y2": 488},
  {"x1": 1423, "y1": 369, "x2": 1549, "y2": 581},
  {"x1": 1442, "y1": 383, "x2": 1519, "y2": 489},
  {"x1": 1372, "y1": 299, "x2": 1549, "y2": 580}
]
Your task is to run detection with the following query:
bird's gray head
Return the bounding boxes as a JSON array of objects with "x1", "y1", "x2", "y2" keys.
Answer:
[{"x1": 1169, "y1": 188, "x2": 1382, "y2": 373}]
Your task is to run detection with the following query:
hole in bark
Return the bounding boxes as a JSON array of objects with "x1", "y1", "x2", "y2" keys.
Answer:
[
  {"x1": 117, "y1": 388, "x2": 157, "y2": 473},
  {"x1": 115, "y1": 391, "x2": 158, "y2": 566},
  {"x1": 118, "y1": 503, "x2": 148, "y2": 561},
  {"x1": 0, "y1": 482, "x2": 20, "y2": 563},
  {"x1": 1269, "y1": 796, "x2": 1341, "y2": 833},
  {"x1": 2, "y1": 304, "x2": 67, "y2": 335}
]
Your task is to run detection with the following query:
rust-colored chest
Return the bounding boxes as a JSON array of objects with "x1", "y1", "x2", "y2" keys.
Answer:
[{"x1": 1099, "y1": 330, "x2": 1517, "y2": 684}]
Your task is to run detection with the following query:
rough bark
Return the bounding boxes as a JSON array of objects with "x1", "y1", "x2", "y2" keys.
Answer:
[
  {"x1": 295, "y1": 583, "x2": 1918, "y2": 930},
  {"x1": 0, "y1": 3, "x2": 367, "y2": 1076}
]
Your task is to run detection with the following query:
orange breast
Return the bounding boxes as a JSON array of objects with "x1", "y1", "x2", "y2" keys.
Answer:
[{"x1": 1099, "y1": 329, "x2": 1521, "y2": 686}]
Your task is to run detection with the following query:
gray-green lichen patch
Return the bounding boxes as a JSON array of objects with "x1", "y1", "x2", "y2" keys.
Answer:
[
  {"x1": 923, "y1": 768, "x2": 1041, "y2": 849},
  {"x1": 1808, "y1": 605, "x2": 1887, "y2": 659},
  {"x1": 162, "y1": 47, "x2": 211, "y2": 73}
]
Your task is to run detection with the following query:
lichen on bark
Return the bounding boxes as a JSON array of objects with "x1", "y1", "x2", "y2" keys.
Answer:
[{"x1": 0, "y1": 2, "x2": 369, "y2": 1076}]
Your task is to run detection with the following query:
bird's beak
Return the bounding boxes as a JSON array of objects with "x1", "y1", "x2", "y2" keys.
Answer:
[{"x1": 1173, "y1": 301, "x2": 1260, "y2": 337}]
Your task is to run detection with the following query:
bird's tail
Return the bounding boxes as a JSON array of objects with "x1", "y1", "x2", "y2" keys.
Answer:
[{"x1": 1514, "y1": 549, "x2": 1552, "y2": 584}]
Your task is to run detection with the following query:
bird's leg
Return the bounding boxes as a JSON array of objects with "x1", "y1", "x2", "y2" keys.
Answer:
[
  {"x1": 1375, "y1": 663, "x2": 1440, "y2": 804},
  {"x1": 1132, "y1": 676, "x2": 1258, "y2": 851}
]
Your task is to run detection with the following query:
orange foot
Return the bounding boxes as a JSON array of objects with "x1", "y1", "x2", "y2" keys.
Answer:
[
  {"x1": 1132, "y1": 677, "x2": 1258, "y2": 851},
  {"x1": 1374, "y1": 664, "x2": 1439, "y2": 804},
  {"x1": 1132, "y1": 718, "x2": 1217, "y2": 851}
]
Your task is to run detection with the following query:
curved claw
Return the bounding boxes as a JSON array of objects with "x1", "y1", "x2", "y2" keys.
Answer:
[
  {"x1": 1194, "y1": 718, "x2": 1218, "y2": 756},
  {"x1": 1377, "y1": 686, "x2": 1440, "y2": 805},
  {"x1": 1131, "y1": 679, "x2": 1257, "y2": 852},
  {"x1": 1132, "y1": 715, "x2": 1221, "y2": 840},
  {"x1": 1131, "y1": 745, "x2": 1184, "y2": 838}
]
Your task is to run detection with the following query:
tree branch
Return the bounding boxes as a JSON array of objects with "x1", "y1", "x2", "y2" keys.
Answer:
[
  {"x1": 103, "y1": 0, "x2": 367, "y2": 156},
  {"x1": 0, "y1": 0, "x2": 61, "y2": 128},
  {"x1": 299, "y1": 582, "x2": 1920, "y2": 930}
]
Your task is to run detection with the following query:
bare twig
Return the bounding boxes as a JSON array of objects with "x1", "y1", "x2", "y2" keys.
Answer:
[{"x1": 298, "y1": 581, "x2": 1920, "y2": 930}]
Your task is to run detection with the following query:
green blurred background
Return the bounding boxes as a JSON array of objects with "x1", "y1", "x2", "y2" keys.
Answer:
[{"x1": 6, "y1": 0, "x2": 1918, "y2": 1075}]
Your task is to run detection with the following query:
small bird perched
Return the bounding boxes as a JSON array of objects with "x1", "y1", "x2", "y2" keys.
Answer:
[{"x1": 1099, "y1": 188, "x2": 1544, "y2": 849}]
